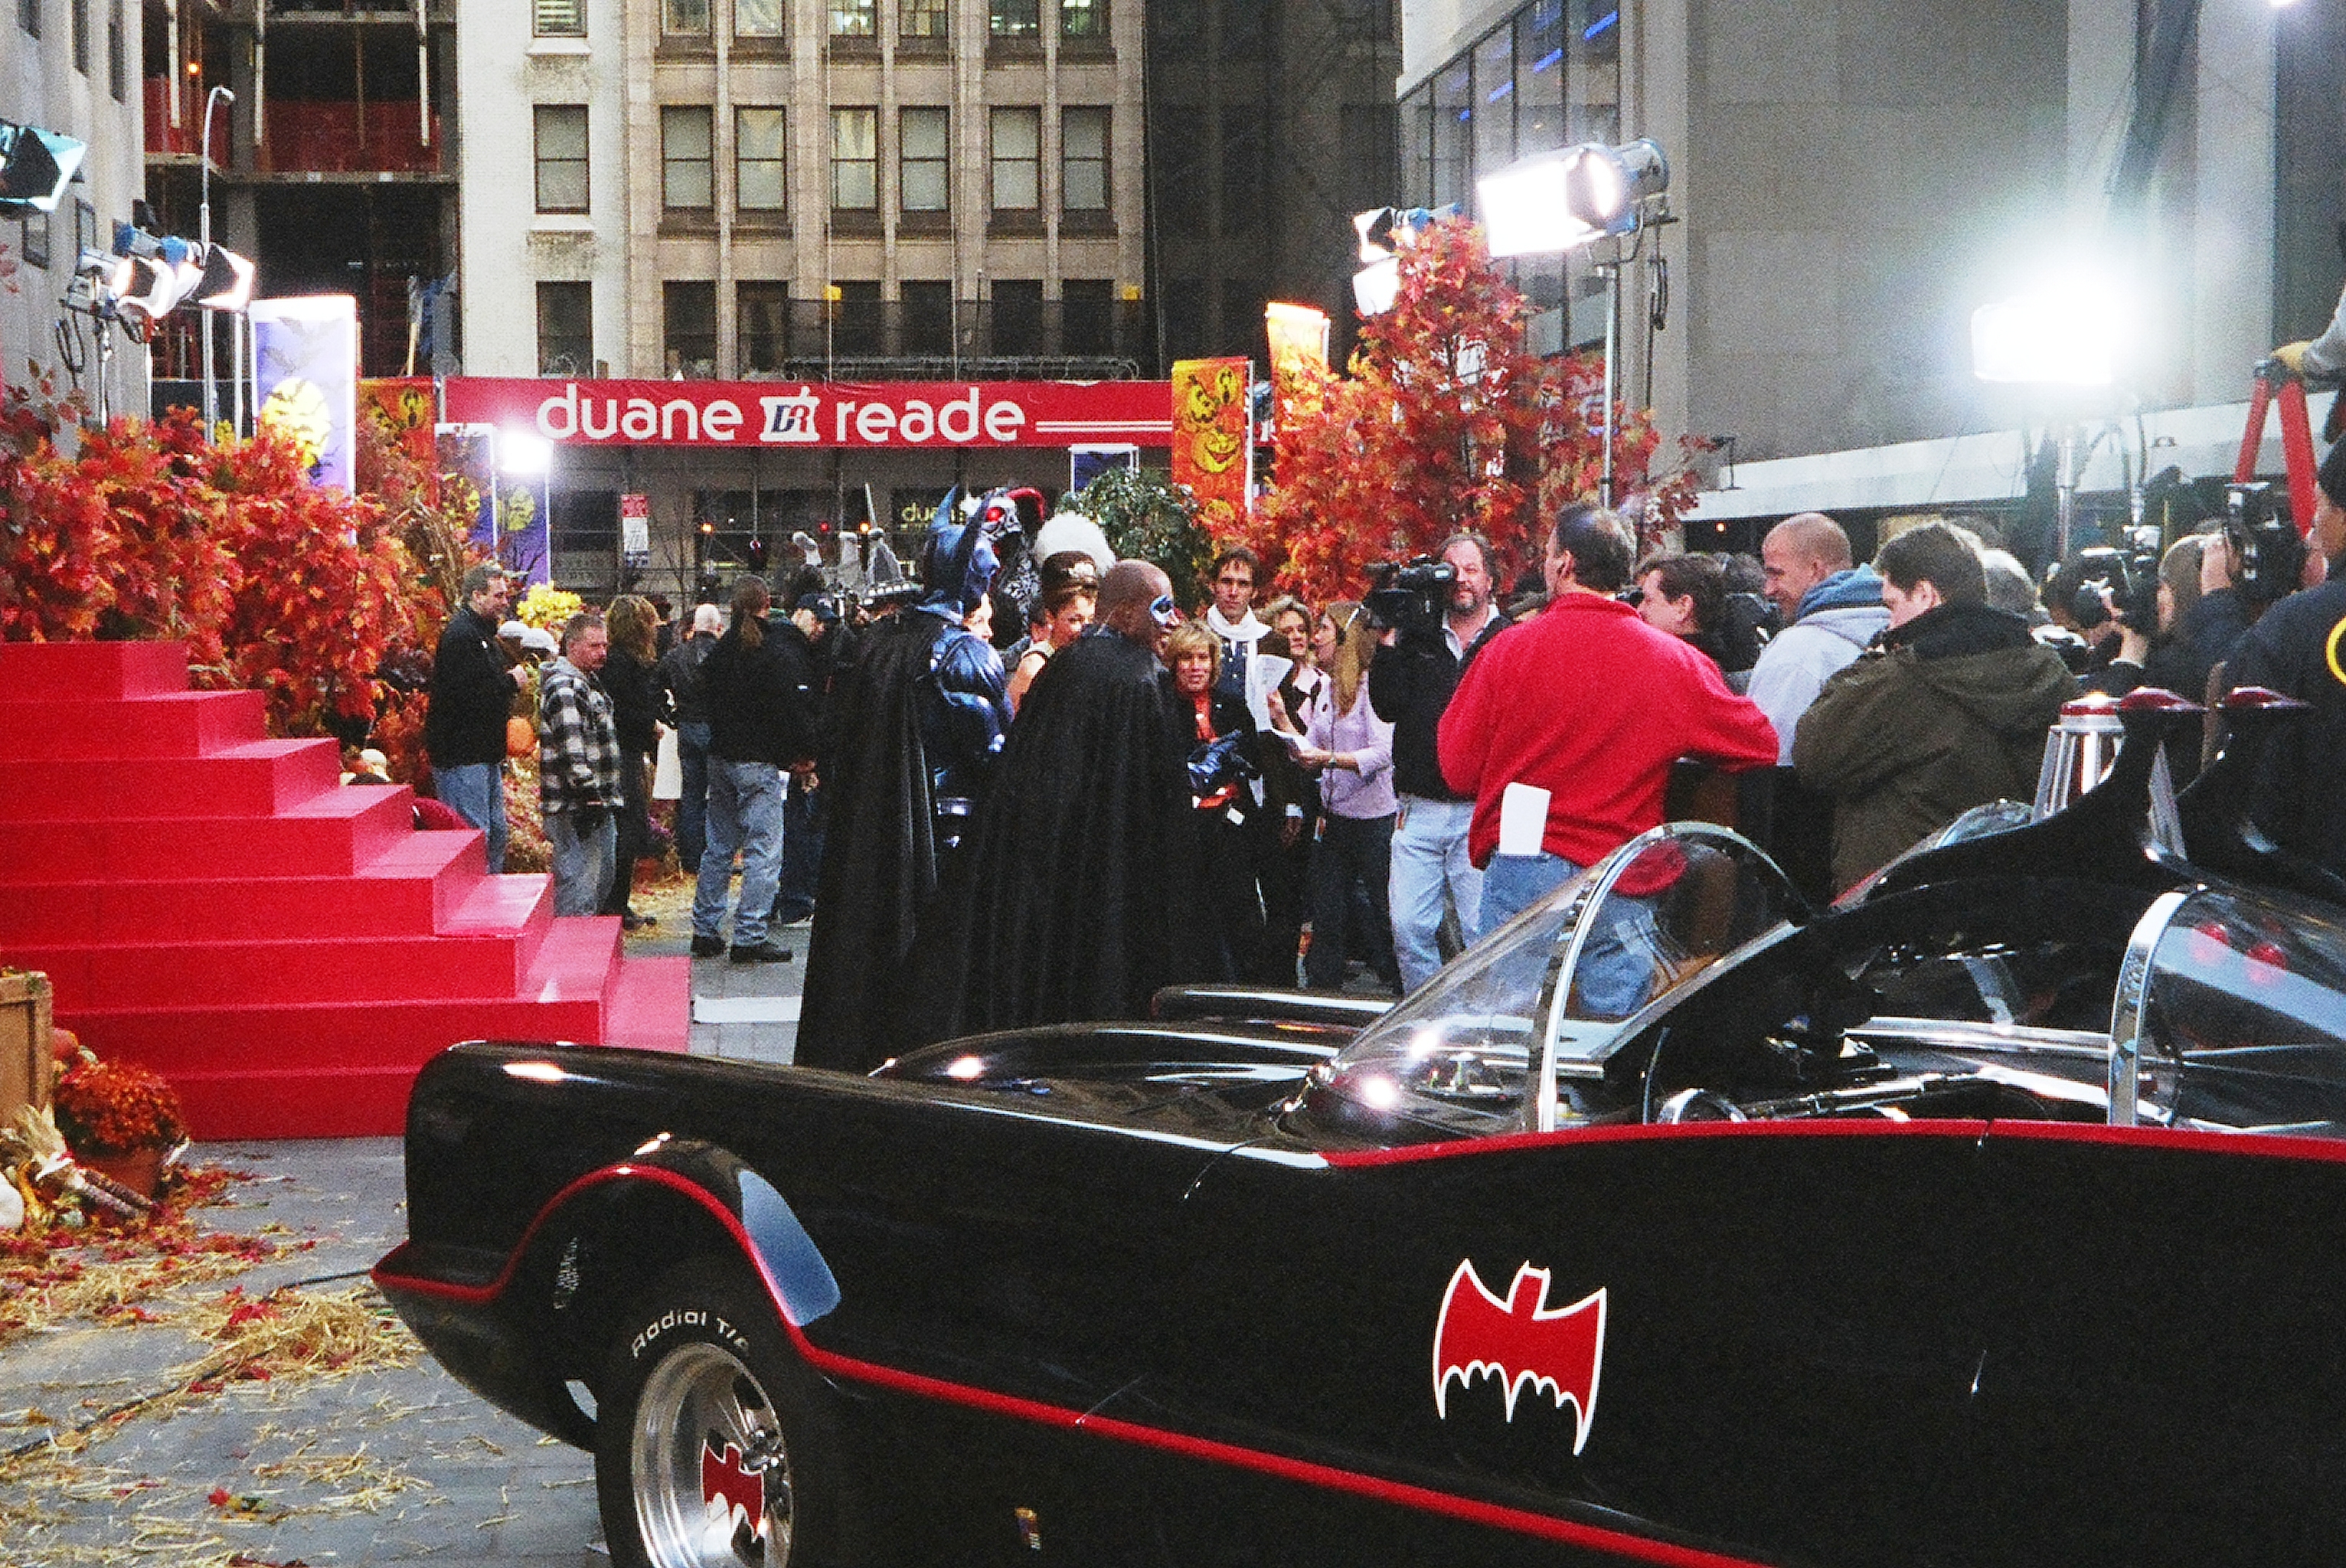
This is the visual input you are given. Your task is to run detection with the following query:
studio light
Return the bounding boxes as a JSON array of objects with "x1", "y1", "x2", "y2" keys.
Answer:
[
  {"x1": 1353, "y1": 206, "x2": 1450, "y2": 264},
  {"x1": 1479, "y1": 138, "x2": 1669, "y2": 258},
  {"x1": 191, "y1": 243, "x2": 256, "y2": 312},
  {"x1": 1971, "y1": 276, "x2": 2126, "y2": 387},
  {"x1": 0, "y1": 122, "x2": 86, "y2": 212},
  {"x1": 1353, "y1": 255, "x2": 1401, "y2": 317},
  {"x1": 500, "y1": 430, "x2": 553, "y2": 475}
]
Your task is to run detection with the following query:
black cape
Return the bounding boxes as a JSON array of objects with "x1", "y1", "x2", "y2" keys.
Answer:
[
  {"x1": 917, "y1": 629, "x2": 1204, "y2": 1043},
  {"x1": 795, "y1": 612, "x2": 949, "y2": 1070}
]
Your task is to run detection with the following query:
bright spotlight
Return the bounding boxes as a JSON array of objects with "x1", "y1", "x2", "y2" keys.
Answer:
[
  {"x1": 1352, "y1": 255, "x2": 1401, "y2": 316},
  {"x1": 500, "y1": 431, "x2": 554, "y2": 475},
  {"x1": 1480, "y1": 139, "x2": 1668, "y2": 258},
  {"x1": 0, "y1": 122, "x2": 87, "y2": 212},
  {"x1": 1972, "y1": 276, "x2": 2128, "y2": 387}
]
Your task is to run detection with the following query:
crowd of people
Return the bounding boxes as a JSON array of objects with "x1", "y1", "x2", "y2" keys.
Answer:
[{"x1": 410, "y1": 433, "x2": 2346, "y2": 1073}]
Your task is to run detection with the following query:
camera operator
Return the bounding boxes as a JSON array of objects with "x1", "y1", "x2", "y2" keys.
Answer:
[
  {"x1": 2223, "y1": 440, "x2": 2346, "y2": 873},
  {"x1": 1369, "y1": 532, "x2": 1508, "y2": 992}
]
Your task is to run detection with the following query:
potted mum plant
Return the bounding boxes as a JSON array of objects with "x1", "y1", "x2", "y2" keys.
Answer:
[{"x1": 51, "y1": 1056, "x2": 189, "y2": 1200}]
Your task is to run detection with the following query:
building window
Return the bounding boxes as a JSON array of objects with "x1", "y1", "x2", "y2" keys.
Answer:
[
  {"x1": 828, "y1": 0, "x2": 873, "y2": 34},
  {"x1": 665, "y1": 0, "x2": 710, "y2": 35},
  {"x1": 1061, "y1": 106, "x2": 1108, "y2": 214},
  {"x1": 106, "y1": 0, "x2": 122, "y2": 99},
  {"x1": 736, "y1": 107, "x2": 787, "y2": 214},
  {"x1": 989, "y1": 107, "x2": 1040, "y2": 211},
  {"x1": 18, "y1": 0, "x2": 38, "y2": 39},
  {"x1": 900, "y1": 0, "x2": 945, "y2": 38},
  {"x1": 69, "y1": 0, "x2": 86, "y2": 70},
  {"x1": 1060, "y1": 0, "x2": 1103, "y2": 38},
  {"x1": 662, "y1": 106, "x2": 714, "y2": 211},
  {"x1": 832, "y1": 279, "x2": 881, "y2": 355},
  {"x1": 992, "y1": 280, "x2": 1043, "y2": 354},
  {"x1": 1063, "y1": 278, "x2": 1113, "y2": 354},
  {"x1": 900, "y1": 107, "x2": 949, "y2": 214},
  {"x1": 1220, "y1": 106, "x2": 1261, "y2": 233},
  {"x1": 735, "y1": 0, "x2": 784, "y2": 37},
  {"x1": 739, "y1": 282, "x2": 791, "y2": 372},
  {"x1": 537, "y1": 282, "x2": 592, "y2": 375},
  {"x1": 534, "y1": 106, "x2": 590, "y2": 214},
  {"x1": 989, "y1": 0, "x2": 1037, "y2": 38},
  {"x1": 665, "y1": 281, "x2": 717, "y2": 377},
  {"x1": 534, "y1": 0, "x2": 583, "y2": 35},
  {"x1": 20, "y1": 209, "x2": 51, "y2": 270},
  {"x1": 901, "y1": 279, "x2": 953, "y2": 354},
  {"x1": 831, "y1": 108, "x2": 877, "y2": 211}
]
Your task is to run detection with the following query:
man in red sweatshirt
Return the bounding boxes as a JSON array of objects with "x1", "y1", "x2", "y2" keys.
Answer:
[{"x1": 1438, "y1": 504, "x2": 1779, "y2": 934}]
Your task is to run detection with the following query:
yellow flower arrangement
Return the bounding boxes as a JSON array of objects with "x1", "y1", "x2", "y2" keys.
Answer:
[{"x1": 515, "y1": 583, "x2": 583, "y2": 632}]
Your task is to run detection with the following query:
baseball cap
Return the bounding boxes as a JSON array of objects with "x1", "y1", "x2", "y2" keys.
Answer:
[{"x1": 796, "y1": 592, "x2": 841, "y2": 624}]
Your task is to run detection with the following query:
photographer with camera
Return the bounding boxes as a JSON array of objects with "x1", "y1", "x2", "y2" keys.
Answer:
[
  {"x1": 2223, "y1": 440, "x2": 2346, "y2": 872},
  {"x1": 1368, "y1": 533, "x2": 1508, "y2": 991}
]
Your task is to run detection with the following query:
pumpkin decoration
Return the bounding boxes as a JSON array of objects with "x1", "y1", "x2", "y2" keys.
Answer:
[{"x1": 507, "y1": 714, "x2": 536, "y2": 758}]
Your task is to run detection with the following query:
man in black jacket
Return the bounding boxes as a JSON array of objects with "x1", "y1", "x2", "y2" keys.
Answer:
[
  {"x1": 1370, "y1": 531, "x2": 1508, "y2": 991},
  {"x1": 688, "y1": 577, "x2": 817, "y2": 964},
  {"x1": 658, "y1": 603, "x2": 723, "y2": 873},
  {"x1": 2227, "y1": 439, "x2": 2346, "y2": 874},
  {"x1": 425, "y1": 564, "x2": 524, "y2": 871}
]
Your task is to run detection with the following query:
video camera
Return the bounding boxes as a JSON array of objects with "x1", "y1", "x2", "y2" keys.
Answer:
[
  {"x1": 2225, "y1": 482, "x2": 2307, "y2": 606},
  {"x1": 2070, "y1": 528, "x2": 2161, "y2": 632},
  {"x1": 1364, "y1": 556, "x2": 1456, "y2": 637}
]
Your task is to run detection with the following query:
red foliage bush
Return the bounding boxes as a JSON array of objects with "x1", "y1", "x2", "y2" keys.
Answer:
[{"x1": 54, "y1": 1058, "x2": 188, "y2": 1156}]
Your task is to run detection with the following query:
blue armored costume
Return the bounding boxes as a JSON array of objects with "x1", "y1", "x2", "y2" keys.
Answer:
[{"x1": 913, "y1": 494, "x2": 1012, "y2": 849}]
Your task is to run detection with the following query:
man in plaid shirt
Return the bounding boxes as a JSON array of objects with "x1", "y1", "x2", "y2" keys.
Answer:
[{"x1": 539, "y1": 611, "x2": 625, "y2": 916}]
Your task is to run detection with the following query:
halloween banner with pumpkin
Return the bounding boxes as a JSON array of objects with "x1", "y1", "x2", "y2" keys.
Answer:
[
  {"x1": 250, "y1": 296, "x2": 359, "y2": 494},
  {"x1": 1170, "y1": 357, "x2": 1253, "y2": 527}
]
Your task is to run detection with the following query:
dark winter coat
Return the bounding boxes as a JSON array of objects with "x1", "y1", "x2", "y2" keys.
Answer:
[
  {"x1": 1369, "y1": 610, "x2": 1508, "y2": 801},
  {"x1": 424, "y1": 604, "x2": 515, "y2": 768},
  {"x1": 1794, "y1": 601, "x2": 2078, "y2": 891},
  {"x1": 2227, "y1": 577, "x2": 2346, "y2": 875}
]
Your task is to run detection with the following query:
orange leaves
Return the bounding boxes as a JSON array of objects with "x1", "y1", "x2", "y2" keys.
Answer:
[
  {"x1": 0, "y1": 390, "x2": 423, "y2": 739},
  {"x1": 1248, "y1": 214, "x2": 1701, "y2": 605}
]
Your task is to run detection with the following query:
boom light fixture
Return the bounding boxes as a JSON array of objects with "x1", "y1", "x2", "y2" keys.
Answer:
[
  {"x1": 1348, "y1": 204, "x2": 1458, "y2": 317},
  {"x1": 0, "y1": 122, "x2": 86, "y2": 212},
  {"x1": 1479, "y1": 138, "x2": 1669, "y2": 259}
]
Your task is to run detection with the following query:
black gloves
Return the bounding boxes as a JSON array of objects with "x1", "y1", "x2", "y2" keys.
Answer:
[{"x1": 574, "y1": 802, "x2": 609, "y2": 832}]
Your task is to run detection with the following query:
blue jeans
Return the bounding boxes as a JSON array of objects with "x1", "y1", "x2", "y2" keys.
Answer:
[
  {"x1": 434, "y1": 762, "x2": 508, "y2": 874},
  {"x1": 545, "y1": 808, "x2": 616, "y2": 916},
  {"x1": 1389, "y1": 795, "x2": 1483, "y2": 993},
  {"x1": 1479, "y1": 851, "x2": 1655, "y2": 1020},
  {"x1": 1305, "y1": 813, "x2": 1397, "y2": 991},
  {"x1": 675, "y1": 721, "x2": 712, "y2": 874},
  {"x1": 694, "y1": 758, "x2": 784, "y2": 949}
]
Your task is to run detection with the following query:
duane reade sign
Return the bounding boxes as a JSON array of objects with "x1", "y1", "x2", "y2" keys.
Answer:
[{"x1": 443, "y1": 377, "x2": 1174, "y2": 450}]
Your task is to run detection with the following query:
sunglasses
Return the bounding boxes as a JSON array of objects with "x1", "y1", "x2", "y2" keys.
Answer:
[{"x1": 1149, "y1": 593, "x2": 1180, "y2": 628}]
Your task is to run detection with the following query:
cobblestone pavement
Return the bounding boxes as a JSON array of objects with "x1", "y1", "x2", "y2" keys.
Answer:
[{"x1": 0, "y1": 887, "x2": 807, "y2": 1566}]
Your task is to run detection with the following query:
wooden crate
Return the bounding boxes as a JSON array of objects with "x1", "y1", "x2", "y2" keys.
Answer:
[{"x1": 0, "y1": 969, "x2": 54, "y2": 1124}]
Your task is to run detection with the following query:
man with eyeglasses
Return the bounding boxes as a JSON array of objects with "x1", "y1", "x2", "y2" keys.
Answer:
[{"x1": 917, "y1": 560, "x2": 1208, "y2": 1043}]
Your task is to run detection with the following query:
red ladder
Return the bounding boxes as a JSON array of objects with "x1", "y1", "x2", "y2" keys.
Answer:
[{"x1": 2233, "y1": 362, "x2": 2321, "y2": 537}]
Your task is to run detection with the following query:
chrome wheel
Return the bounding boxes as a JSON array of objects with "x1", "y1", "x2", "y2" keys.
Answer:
[{"x1": 631, "y1": 1340, "x2": 796, "y2": 1567}]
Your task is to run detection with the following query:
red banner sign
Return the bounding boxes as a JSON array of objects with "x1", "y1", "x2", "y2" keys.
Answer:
[{"x1": 440, "y1": 377, "x2": 1173, "y2": 450}]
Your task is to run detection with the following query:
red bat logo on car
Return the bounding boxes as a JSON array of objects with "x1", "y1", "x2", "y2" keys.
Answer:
[
  {"x1": 1433, "y1": 1259, "x2": 1607, "y2": 1454},
  {"x1": 701, "y1": 1439, "x2": 765, "y2": 1537}
]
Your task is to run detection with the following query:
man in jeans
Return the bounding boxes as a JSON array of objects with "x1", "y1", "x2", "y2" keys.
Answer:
[
  {"x1": 424, "y1": 564, "x2": 525, "y2": 871},
  {"x1": 537, "y1": 612, "x2": 623, "y2": 917},
  {"x1": 691, "y1": 577, "x2": 815, "y2": 964},
  {"x1": 658, "y1": 603, "x2": 723, "y2": 873},
  {"x1": 1371, "y1": 531, "x2": 1508, "y2": 991}
]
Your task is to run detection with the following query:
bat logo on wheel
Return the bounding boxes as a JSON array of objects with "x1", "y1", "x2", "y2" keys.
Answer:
[
  {"x1": 1433, "y1": 1259, "x2": 1607, "y2": 1454},
  {"x1": 701, "y1": 1439, "x2": 766, "y2": 1538}
]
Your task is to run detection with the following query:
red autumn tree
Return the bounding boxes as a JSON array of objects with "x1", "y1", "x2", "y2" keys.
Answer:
[
  {"x1": 1247, "y1": 215, "x2": 1699, "y2": 605},
  {"x1": 0, "y1": 390, "x2": 423, "y2": 739}
]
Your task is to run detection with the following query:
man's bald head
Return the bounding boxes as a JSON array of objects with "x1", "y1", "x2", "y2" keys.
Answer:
[
  {"x1": 1761, "y1": 511, "x2": 1854, "y2": 618},
  {"x1": 1098, "y1": 560, "x2": 1173, "y2": 645}
]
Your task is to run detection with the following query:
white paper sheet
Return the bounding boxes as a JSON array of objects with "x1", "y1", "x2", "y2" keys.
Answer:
[{"x1": 1498, "y1": 780, "x2": 1551, "y2": 857}]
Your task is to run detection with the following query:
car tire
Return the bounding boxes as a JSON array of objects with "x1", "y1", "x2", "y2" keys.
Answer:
[{"x1": 596, "y1": 1258, "x2": 842, "y2": 1568}]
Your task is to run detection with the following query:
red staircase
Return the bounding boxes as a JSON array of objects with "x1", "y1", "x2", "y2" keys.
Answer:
[{"x1": 0, "y1": 641, "x2": 690, "y2": 1139}]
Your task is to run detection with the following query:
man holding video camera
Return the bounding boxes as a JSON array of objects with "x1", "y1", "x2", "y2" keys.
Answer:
[
  {"x1": 2224, "y1": 441, "x2": 2346, "y2": 872},
  {"x1": 1369, "y1": 532, "x2": 1509, "y2": 991}
]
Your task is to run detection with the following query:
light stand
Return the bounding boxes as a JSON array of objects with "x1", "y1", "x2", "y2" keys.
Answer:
[
  {"x1": 199, "y1": 87, "x2": 235, "y2": 433},
  {"x1": 1479, "y1": 139, "x2": 1671, "y2": 509},
  {"x1": 1971, "y1": 273, "x2": 2127, "y2": 562}
]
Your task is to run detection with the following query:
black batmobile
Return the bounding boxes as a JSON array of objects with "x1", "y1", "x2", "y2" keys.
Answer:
[{"x1": 377, "y1": 691, "x2": 2346, "y2": 1568}]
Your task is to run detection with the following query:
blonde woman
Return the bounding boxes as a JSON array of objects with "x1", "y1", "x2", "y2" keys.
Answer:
[{"x1": 1282, "y1": 602, "x2": 1397, "y2": 991}]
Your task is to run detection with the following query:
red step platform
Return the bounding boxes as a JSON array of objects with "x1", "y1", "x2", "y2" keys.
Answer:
[{"x1": 0, "y1": 641, "x2": 689, "y2": 1139}]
